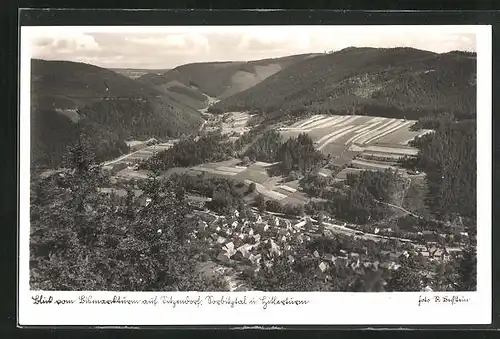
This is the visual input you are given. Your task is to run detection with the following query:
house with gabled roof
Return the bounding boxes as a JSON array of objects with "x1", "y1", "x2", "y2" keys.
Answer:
[
  {"x1": 222, "y1": 242, "x2": 236, "y2": 256},
  {"x1": 294, "y1": 220, "x2": 306, "y2": 230},
  {"x1": 274, "y1": 217, "x2": 280, "y2": 226},
  {"x1": 318, "y1": 261, "x2": 329, "y2": 273},
  {"x1": 249, "y1": 253, "x2": 262, "y2": 265},
  {"x1": 269, "y1": 239, "x2": 281, "y2": 257}
]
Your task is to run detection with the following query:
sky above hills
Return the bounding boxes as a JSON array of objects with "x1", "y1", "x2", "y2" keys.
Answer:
[{"x1": 27, "y1": 26, "x2": 477, "y2": 69}]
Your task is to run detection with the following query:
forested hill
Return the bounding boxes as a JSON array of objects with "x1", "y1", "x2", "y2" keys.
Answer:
[
  {"x1": 31, "y1": 59, "x2": 203, "y2": 169},
  {"x1": 210, "y1": 47, "x2": 477, "y2": 120},
  {"x1": 138, "y1": 53, "x2": 320, "y2": 100}
]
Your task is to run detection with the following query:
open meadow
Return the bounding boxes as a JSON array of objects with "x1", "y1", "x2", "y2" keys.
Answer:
[
  {"x1": 281, "y1": 115, "x2": 420, "y2": 153},
  {"x1": 280, "y1": 114, "x2": 425, "y2": 170},
  {"x1": 221, "y1": 111, "x2": 254, "y2": 136},
  {"x1": 187, "y1": 160, "x2": 310, "y2": 204}
]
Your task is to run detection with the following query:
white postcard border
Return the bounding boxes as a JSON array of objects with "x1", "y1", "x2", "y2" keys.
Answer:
[{"x1": 18, "y1": 25, "x2": 492, "y2": 326}]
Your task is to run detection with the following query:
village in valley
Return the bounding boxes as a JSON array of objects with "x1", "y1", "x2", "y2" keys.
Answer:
[
  {"x1": 87, "y1": 117, "x2": 470, "y2": 292},
  {"x1": 30, "y1": 30, "x2": 477, "y2": 292},
  {"x1": 187, "y1": 205, "x2": 466, "y2": 292}
]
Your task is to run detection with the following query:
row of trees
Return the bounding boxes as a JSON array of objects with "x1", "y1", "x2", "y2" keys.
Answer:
[
  {"x1": 167, "y1": 173, "x2": 251, "y2": 215},
  {"x1": 142, "y1": 132, "x2": 235, "y2": 171},
  {"x1": 30, "y1": 137, "x2": 226, "y2": 291},
  {"x1": 299, "y1": 172, "x2": 343, "y2": 198},
  {"x1": 410, "y1": 112, "x2": 456, "y2": 131},
  {"x1": 259, "y1": 198, "x2": 305, "y2": 217},
  {"x1": 410, "y1": 119, "x2": 476, "y2": 221},
  {"x1": 243, "y1": 131, "x2": 326, "y2": 175},
  {"x1": 278, "y1": 133, "x2": 326, "y2": 174},
  {"x1": 243, "y1": 130, "x2": 283, "y2": 162},
  {"x1": 345, "y1": 169, "x2": 407, "y2": 204},
  {"x1": 301, "y1": 170, "x2": 406, "y2": 224}
]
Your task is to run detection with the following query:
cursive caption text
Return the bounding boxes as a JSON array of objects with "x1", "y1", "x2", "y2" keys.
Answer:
[
  {"x1": 418, "y1": 295, "x2": 470, "y2": 306},
  {"x1": 31, "y1": 294, "x2": 310, "y2": 310}
]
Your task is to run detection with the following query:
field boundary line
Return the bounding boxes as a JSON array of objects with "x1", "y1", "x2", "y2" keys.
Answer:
[{"x1": 364, "y1": 120, "x2": 414, "y2": 145}]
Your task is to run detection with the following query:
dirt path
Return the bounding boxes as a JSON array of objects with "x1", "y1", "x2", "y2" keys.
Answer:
[
  {"x1": 102, "y1": 148, "x2": 144, "y2": 167},
  {"x1": 374, "y1": 199, "x2": 423, "y2": 220},
  {"x1": 199, "y1": 94, "x2": 220, "y2": 114}
]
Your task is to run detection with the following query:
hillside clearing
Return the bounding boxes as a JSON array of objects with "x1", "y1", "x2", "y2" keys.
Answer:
[{"x1": 279, "y1": 115, "x2": 422, "y2": 160}]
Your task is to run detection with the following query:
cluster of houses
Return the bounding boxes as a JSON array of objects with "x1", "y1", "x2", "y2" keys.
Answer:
[
  {"x1": 411, "y1": 243, "x2": 463, "y2": 262},
  {"x1": 96, "y1": 182, "x2": 464, "y2": 275},
  {"x1": 191, "y1": 209, "x2": 300, "y2": 268},
  {"x1": 94, "y1": 176, "x2": 465, "y2": 290},
  {"x1": 188, "y1": 208, "x2": 420, "y2": 281}
]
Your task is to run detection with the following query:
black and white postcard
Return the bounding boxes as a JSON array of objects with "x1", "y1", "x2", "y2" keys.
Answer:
[{"x1": 18, "y1": 24, "x2": 492, "y2": 326}]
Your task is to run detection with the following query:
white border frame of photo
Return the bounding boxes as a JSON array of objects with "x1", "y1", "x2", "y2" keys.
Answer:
[{"x1": 18, "y1": 24, "x2": 492, "y2": 326}]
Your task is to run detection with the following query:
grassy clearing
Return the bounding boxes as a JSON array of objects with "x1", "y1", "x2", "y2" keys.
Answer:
[
  {"x1": 355, "y1": 119, "x2": 401, "y2": 144},
  {"x1": 350, "y1": 159, "x2": 398, "y2": 170},
  {"x1": 233, "y1": 168, "x2": 270, "y2": 184},
  {"x1": 364, "y1": 120, "x2": 415, "y2": 144},
  {"x1": 281, "y1": 192, "x2": 309, "y2": 205},
  {"x1": 317, "y1": 124, "x2": 371, "y2": 150},
  {"x1": 244, "y1": 180, "x2": 287, "y2": 200},
  {"x1": 364, "y1": 145, "x2": 419, "y2": 156},
  {"x1": 290, "y1": 114, "x2": 325, "y2": 128},
  {"x1": 215, "y1": 166, "x2": 247, "y2": 173},
  {"x1": 344, "y1": 120, "x2": 387, "y2": 144},
  {"x1": 279, "y1": 115, "x2": 421, "y2": 160},
  {"x1": 375, "y1": 124, "x2": 420, "y2": 145},
  {"x1": 335, "y1": 168, "x2": 366, "y2": 180},
  {"x1": 190, "y1": 166, "x2": 240, "y2": 176}
]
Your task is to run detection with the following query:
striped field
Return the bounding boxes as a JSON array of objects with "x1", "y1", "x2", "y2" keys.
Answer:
[
  {"x1": 281, "y1": 114, "x2": 429, "y2": 173},
  {"x1": 280, "y1": 115, "x2": 422, "y2": 157},
  {"x1": 221, "y1": 111, "x2": 254, "y2": 135}
]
